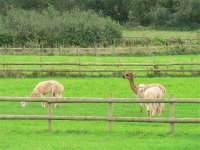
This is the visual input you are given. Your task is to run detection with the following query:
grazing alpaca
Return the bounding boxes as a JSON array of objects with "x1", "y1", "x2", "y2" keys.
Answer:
[
  {"x1": 21, "y1": 80, "x2": 64, "y2": 108},
  {"x1": 123, "y1": 72, "x2": 166, "y2": 116}
]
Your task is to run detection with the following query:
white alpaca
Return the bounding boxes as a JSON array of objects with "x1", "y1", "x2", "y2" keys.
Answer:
[
  {"x1": 138, "y1": 84, "x2": 166, "y2": 116},
  {"x1": 21, "y1": 80, "x2": 64, "y2": 108},
  {"x1": 124, "y1": 72, "x2": 166, "y2": 116}
]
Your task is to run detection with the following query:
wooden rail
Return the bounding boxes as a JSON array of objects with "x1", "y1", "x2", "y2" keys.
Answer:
[
  {"x1": 0, "y1": 96, "x2": 200, "y2": 133},
  {"x1": 0, "y1": 62, "x2": 200, "y2": 66},
  {"x1": 0, "y1": 68, "x2": 199, "y2": 73},
  {"x1": 0, "y1": 97, "x2": 200, "y2": 103},
  {"x1": 1, "y1": 62, "x2": 199, "y2": 76},
  {"x1": 0, "y1": 45, "x2": 198, "y2": 55},
  {"x1": 0, "y1": 45, "x2": 198, "y2": 51},
  {"x1": 0, "y1": 115, "x2": 199, "y2": 123}
]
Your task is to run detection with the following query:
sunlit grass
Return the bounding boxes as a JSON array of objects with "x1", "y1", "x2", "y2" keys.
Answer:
[{"x1": 0, "y1": 77, "x2": 199, "y2": 150}]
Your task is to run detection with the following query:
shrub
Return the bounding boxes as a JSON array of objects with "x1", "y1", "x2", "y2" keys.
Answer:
[
  {"x1": 0, "y1": 7, "x2": 122, "y2": 47},
  {"x1": 0, "y1": 32, "x2": 14, "y2": 46}
]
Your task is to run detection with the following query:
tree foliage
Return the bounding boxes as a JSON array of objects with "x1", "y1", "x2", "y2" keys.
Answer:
[{"x1": 0, "y1": 0, "x2": 199, "y2": 29}]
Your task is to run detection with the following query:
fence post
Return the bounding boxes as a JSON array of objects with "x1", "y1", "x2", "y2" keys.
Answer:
[
  {"x1": 4, "y1": 46, "x2": 7, "y2": 55},
  {"x1": 78, "y1": 48, "x2": 81, "y2": 76},
  {"x1": 170, "y1": 93, "x2": 175, "y2": 133},
  {"x1": 116, "y1": 48, "x2": 120, "y2": 69},
  {"x1": 108, "y1": 93, "x2": 113, "y2": 132},
  {"x1": 48, "y1": 101, "x2": 52, "y2": 132},
  {"x1": 3, "y1": 56, "x2": 6, "y2": 69},
  {"x1": 40, "y1": 45, "x2": 43, "y2": 56},
  {"x1": 59, "y1": 47, "x2": 61, "y2": 55}
]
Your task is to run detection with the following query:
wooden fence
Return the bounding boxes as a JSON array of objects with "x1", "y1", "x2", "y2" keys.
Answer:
[
  {"x1": 0, "y1": 62, "x2": 200, "y2": 74},
  {"x1": 1, "y1": 62, "x2": 200, "y2": 66},
  {"x1": 0, "y1": 96, "x2": 200, "y2": 133},
  {"x1": 0, "y1": 44, "x2": 198, "y2": 56}
]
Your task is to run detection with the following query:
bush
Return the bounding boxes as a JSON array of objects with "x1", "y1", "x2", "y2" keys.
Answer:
[
  {"x1": 0, "y1": 7, "x2": 122, "y2": 47},
  {"x1": 0, "y1": 32, "x2": 14, "y2": 46}
]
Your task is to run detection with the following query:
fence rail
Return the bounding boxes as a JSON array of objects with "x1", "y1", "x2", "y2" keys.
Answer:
[
  {"x1": 0, "y1": 62, "x2": 200, "y2": 66},
  {"x1": 0, "y1": 68, "x2": 199, "y2": 73},
  {"x1": 0, "y1": 45, "x2": 198, "y2": 51},
  {"x1": 0, "y1": 115, "x2": 199, "y2": 123},
  {"x1": 1, "y1": 61, "x2": 199, "y2": 76},
  {"x1": 0, "y1": 97, "x2": 200, "y2": 103},
  {"x1": 0, "y1": 44, "x2": 198, "y2": 55},
  {"x1": 0, "y1": 96, "x2": 200, "y2": 133}
]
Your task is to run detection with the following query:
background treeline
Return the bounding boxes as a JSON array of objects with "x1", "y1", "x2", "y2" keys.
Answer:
[
  {"x1": 0, "y1": 0, "x2": 199, "y2": 47},
  {"x1": 0, "y1": 0, "x2": 199, "y2": 29}
]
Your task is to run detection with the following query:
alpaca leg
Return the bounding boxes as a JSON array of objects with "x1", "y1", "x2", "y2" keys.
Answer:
[
  {"x1": 48, "y1": 92, "x2": 54, "y2": 107},
  {"x1": 152, "y1": 103, "x2": 156, "y2": 116},
  {"x1": 152, "y1": 103, "x2": 158, "y2": 116},
  {"x1": 159, "y1": 103, "x2": 165, "y2": 116},
  {"x1": 140, "y1": 103, "x2": 144, "y2": 112},
  {"x1": 150, "y1": 103, "x2": 155, "y2": 117},
  {"x1": 157, "y1": 103, "x2": 161, "y2": 116},
  {"x1": 40, "y1": 94, "x2": 45, "y2": 108},
  {"x1": 147, "y1": 104, "x2": 151, "y2": 117},
  {"x1": 53, "y1": 93, "x2": 58, "y2": 108},
  {"x1": 162, "y1": 103, "x2": 165, "y2": 114},
  {"x1": 54, "y1": 93, "x2": 62, "y2": 108},
  {"x1": 58, "y1": 94, "x2": 63, "y2": 108},
  {"x1": 150, "y1": 104, "x2": 153, "y2": 116}
]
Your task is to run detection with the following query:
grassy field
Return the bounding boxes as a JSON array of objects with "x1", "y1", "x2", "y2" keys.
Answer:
[
  {"x1": 0, "y1": 54, "x2": 199, "y2": 77},
  {"x1": 0, "y1": 51, "x2": 200, "y2": 149},
  {"x1": 0, "y1": 77, "x2": 200, "y2": 150},
  {"x1": 122, "y1": 29, "x2": 199, "y2": 38},
  {"x1": 1, "y1": 55, "x2": 200, "y2": 63}
]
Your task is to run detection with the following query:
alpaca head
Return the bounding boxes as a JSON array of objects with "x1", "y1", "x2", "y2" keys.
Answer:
[
  {"x1": 21, "y1": 101, "x2": 28, "y2": 107},
  {"x1": 138, "y1": 84, "x2": 145, "y2": 92},
  {"x1": 123, "y1": 72, "x2": 135, "y2": 80}
]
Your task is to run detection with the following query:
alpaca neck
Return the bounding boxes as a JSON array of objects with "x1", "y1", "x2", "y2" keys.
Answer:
[{"x1": 129, "y1": 78, "x2": 138, "y2": 95}]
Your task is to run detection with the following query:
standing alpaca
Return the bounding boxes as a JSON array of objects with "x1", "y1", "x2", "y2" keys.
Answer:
[
  {"x1": 138, "y1": 84, "x2": 165, "y2": 116},
  {"x1": 21, "y1": 80, "x2": 64, "y2": 108},
  {"x1": 123, "y1": 72, "x2": 166, "y2": 116}
]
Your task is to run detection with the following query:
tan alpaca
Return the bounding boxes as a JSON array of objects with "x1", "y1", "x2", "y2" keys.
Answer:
[
  {"x1": 123, "y1": 72, "x2": 166, "y2": 116},
  {"x1": 138, "y1": 84, "x2": 165, "y2": 116},
  {"x1": 21, "y1": 80, "x2": 64, "y2": 108}
]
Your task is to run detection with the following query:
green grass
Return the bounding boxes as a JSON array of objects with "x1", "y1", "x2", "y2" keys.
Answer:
[
  {"x1": 0, "y1": 77, "x2": 200, "y2": 150},
  {"x1": 0, "y1": 55, "x2": 199, "y2": 77},
  {"x1": 1, "y1": 55, "x2": 200, "y2": 63},
  {"x1": 122, "y1": 29, "x2": 199, "y2": 39}
]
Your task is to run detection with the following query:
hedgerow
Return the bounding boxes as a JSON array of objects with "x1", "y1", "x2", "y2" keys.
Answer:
[{"x1": 0, "y1": 7, "x2": 121, "y2": 47}]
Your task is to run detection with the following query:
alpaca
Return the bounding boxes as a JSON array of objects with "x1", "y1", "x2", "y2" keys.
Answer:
[
  {"x1": 138, "y1": 84, "x2": 165, "y2": 116},
  {"x1": 21, "y1": 80, "x2": 64, "y2": 108},
  {"x1": 123, "y1": 72, "x2": 166, "y2": 116}
]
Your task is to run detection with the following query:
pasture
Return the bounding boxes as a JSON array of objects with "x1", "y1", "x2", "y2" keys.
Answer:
[
  {"x1": 0, "y1": 54, "x2": 199, "y2": 78},
  {"x1": 0, "y1": 77, "x2": 200, "y2": 150},
  {"x1": 122, "y1": 29, "x2": 199, "y2": 38},
  {"x1": 1, "y1": 54, "x2": 199, "y2": 63},
  {"x1": 0, "y1": 31, "x2": 199, "y2": 150},
  {"x1": 0, "y1": 1, "x2": 199, "y2": 149}
]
